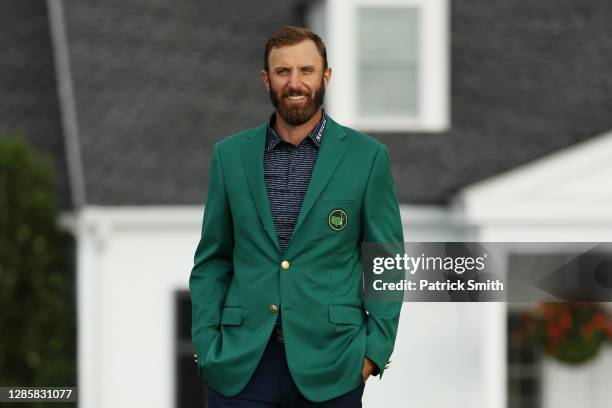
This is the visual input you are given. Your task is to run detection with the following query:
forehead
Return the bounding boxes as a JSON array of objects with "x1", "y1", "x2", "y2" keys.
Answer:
[{"x1": 268, "y1": 39, "x2": 323, "y2": 69}]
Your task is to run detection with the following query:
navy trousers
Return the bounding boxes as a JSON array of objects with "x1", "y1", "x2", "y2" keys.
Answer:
[{"x1": 207, "y1": 328, "x2": 365, "y2": 407}]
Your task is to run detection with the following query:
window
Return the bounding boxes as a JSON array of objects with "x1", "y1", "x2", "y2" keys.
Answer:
[
  {"x1": 310, "y1": 0, "x2": 449, "y2": 132},
  {"x1": 357, "y1": 7, "x2": 419, "y2": 118},
  {"x1": 508, "y1": 306, "x2": 543, "y2": 408}
]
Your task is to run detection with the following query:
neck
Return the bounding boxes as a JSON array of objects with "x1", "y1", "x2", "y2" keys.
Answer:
[{"x1": 273, "y1": 109, "x2": 323, "y2": 145}]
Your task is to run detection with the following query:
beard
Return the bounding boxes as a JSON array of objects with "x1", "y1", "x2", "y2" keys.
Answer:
[{"x1": 269, "y1": 76, "x2": 326, "y2": 126}]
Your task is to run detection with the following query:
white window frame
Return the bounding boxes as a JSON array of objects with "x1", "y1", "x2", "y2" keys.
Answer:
[{"x1": 322, "y1": 0, "x2": 449, "y2": 133}]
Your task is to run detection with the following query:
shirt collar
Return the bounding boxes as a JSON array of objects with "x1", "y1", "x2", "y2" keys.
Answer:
[{"x1": 266, "y1": 109, "x2": 327, "y2": 151}]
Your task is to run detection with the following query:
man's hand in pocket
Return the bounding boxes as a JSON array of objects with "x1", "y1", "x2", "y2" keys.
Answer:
[{"x1": 361, "y1": 357, "x2": 376, "y2": 382}]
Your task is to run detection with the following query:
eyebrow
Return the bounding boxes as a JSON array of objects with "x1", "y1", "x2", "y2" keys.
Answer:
[{"x1": 274, "y1": 65, "x2": 316, "y2": 71}]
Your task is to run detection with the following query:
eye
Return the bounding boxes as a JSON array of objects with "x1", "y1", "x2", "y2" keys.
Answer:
[
  {"x1": 302, "y1": 67, "x2": 314, "y2": 74},
  {"x1": 276, "y1": 68, "x2": 289, "y2": 75}
]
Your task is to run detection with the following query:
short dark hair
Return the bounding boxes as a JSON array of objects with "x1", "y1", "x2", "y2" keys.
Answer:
[{"x1": 264, "y1": 26, "x2": 328, "y2": 72}]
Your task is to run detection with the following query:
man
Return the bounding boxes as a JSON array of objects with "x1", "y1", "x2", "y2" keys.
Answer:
[{"x1": 189, "y1": 26, "x2": 403, "y2": 407}]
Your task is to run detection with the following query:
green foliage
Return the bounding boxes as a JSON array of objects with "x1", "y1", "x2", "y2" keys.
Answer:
[{"x1": 0, "y1": 130, "x2": 76, "y2": 404}]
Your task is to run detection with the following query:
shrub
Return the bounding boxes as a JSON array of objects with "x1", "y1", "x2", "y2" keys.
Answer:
[{"x1": 0, "y1": 130, "x2": 76, "y2": 404}]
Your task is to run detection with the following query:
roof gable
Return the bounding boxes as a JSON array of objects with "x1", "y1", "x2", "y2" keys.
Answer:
[{"x1": 459, "y1": 129, "x2": 612, "y2": 223}]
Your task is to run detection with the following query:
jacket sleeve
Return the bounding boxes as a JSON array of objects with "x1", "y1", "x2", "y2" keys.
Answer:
[
  {"x1": 189, "y1": 144, "x2": 234, "y2": 375},
  {"x1": 361, "y1": 144, "x2": 404, "y2": 379}
]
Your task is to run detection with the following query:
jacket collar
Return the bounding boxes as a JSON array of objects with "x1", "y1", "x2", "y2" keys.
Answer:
[{"x1": 265, "y1": 109, "x2": 327, "y2": 151}]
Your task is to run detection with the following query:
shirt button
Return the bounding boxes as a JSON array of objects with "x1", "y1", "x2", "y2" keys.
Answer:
[
  {"x1": 281, "y1": 260, "x2": 290, "y2": 269},
  {"x1": 270, "y1": 304, "x2": 278, "y2": 313}
]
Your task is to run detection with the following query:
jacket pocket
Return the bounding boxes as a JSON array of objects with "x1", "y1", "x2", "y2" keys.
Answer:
[
  {"x1": 220, "y1": 306, "x2": 243, "y2": 325},
  {"x1": 321, "y1": 193, "x2": 356, "y2": 202},
  {"x1": 329, "y1": 305, "x2": 366, "y2": 325}
]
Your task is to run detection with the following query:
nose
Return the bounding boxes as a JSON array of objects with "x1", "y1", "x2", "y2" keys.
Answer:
[{"x1": 288, "y1": 69, "x2": 302, "y2": 90}]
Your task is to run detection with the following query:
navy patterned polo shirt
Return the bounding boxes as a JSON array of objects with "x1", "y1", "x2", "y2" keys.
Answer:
[{"x1": 264, "y1": 110, "x2": 327, "y2": 254}]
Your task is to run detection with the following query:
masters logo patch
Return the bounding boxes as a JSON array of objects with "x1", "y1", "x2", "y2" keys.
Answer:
[{"x1": 328, "y1": 209, "x2": 348, "y2": 231}]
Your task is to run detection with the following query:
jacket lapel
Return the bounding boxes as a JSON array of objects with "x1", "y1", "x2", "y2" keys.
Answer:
[
  {"x1": 241, "y1": 123, "x2": 281, "y2": 252},
  {"x1": 289, "y1": 115, "x2": 348, "y2": 245}
]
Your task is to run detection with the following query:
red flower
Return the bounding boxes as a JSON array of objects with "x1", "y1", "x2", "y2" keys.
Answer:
[
  {"x1": 547, "y1": 323, "x2": 562, "y2": 339},
  {"x1": 559, "y1": 312, "x2": 572, "y2": 331},
  {"x1": 592, "y1": 313, "x2": 606, "y2": 330}
]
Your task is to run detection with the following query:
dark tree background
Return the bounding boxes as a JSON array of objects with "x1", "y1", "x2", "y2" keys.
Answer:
[{"x1": 0, "y1": 131, "x2": 76, "y2": 407}]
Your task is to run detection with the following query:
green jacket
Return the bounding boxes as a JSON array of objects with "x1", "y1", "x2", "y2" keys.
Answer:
[{"x1": 189, "y1": 113, "x2": 404, "y2": 402}]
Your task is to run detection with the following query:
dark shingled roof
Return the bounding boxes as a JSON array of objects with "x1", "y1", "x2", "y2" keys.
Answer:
[
  {"x1": 14, "y1": 0, "x2": 612, "y2": 207},
  {"x1": 62, "y1": 0, "x2": 306, "y2": 206},
  {"x1": 0, "y1": 1, "x2": 71, "y2": 210}
]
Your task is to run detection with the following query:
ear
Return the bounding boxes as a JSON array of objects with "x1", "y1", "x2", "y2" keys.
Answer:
[
  {"x1": 260, "y1": 69, "x2": 270, "y2": 91},
  {"x1": 323, "y1": 67, "x2": 332, "y2": 88}
]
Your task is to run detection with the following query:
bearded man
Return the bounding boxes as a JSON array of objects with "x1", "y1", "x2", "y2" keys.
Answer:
[{"x1": 189, "y1": 25, "x2": 404, "y2": 408}]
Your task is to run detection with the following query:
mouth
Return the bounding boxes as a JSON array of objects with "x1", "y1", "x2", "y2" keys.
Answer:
[{"x1": 285, "y1": 95, "x2": 307, "y2": 103}]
